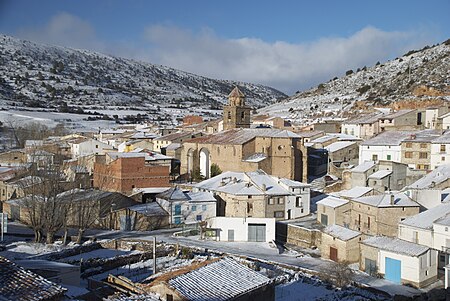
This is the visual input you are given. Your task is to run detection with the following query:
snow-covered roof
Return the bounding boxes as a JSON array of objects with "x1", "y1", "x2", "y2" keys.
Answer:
[
  {"x1": 127, "y1": 202, "x2": 168, "y2": 216},
  {"x1": 243, "y1": 153, "x2": 267, "y2": 163},
  {"x1": 338, "y1": 186, "x2": 373, "y2": 199},
  {"x1": 362, "y1": 236, "x2": 429, "y2": 257},
  {"x1": 400, "y1": 201, "x2": 450, "y2": 230},
  {"x1": 132, "y1": 187, "x2": 171, "y2": 194},
  {"x1": 353, "y1": 192, "x2": 418, "y2": 208},
  {"x1": 105, "y1": 293, "x2": 160, "y2": 301},
  {"x1": 164, "y1": 143, "x2": 182, "y2": 151},
  {"x1": 368, "y1": 170, "x2": 392, "y2": 180},
  {"x1": 0, "y1": 256, "x2": 67, "y2": 300},
  {"x1": 157, "y1": 187, "x2": 216, "y2": 203},
  {"x1": 325, "y1": 141, "x2": 356, "y2": 153},
  {"x1": 361, "y1": 131, "x2": 417, "y2": 146},
  {"x1": 195, "y1": 170, "x2": 308, "y2": 196},
  {"x1": 168, "y1": 258, "x2": 271, "y2": 301},
  {"x1": 187, "y1": 128, "x2": 300, "y2": 145},
  {"x1": 402, "y1": 129, "x2": 443, "y2": 142},
  {"x1": 343, "y1": 112, "x2": 384, "y2": 125},
  {"x1": 381, "y1": 109, "x2": 416, "y2": 120},
  {"x1": 351, "y1": 161, "x2": 376, "y2": 173},
  {"x1": 323, "y1": 225, "x2": 361, "y2": 241},
  {"x1": 434, "y1": 213, "x2": 450, "y2": 227},
  {"x1": 107, "y1": 151, "x2": 172, "y2": 161},
  {"x1": 316, "y1": 195, "x2": 349, "y2": 208},
  {"x1": 408, "y1": 164, "x2": 450, "y2": 189}
]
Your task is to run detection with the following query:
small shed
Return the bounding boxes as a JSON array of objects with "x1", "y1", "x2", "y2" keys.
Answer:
[{"x1": 320, "y1": 224, "x2": 361, "y2": 263}]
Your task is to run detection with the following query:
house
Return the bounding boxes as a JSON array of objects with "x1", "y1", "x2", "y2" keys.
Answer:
[
  {"x1": 195, "y1": 170, "x2": 311, "y2": 220},
  {"x1": 405, "y1": 164, "x2": 450, "y2": 209},
  {"x1": 325, "y1": 141, "x2": 358, "y2": 167},
  {"x1": 93, "y1": 153, "x2": 170, "y2": 194},
  {"x1": 153, "y1": 131, "x2": 203, "y2": 153},
  {"x1": 320, "y1": 224, "x2": 362, "y2": 263},
  {"x1": 144, "y1": 257, "x2": 275, "y2": 301},
  {"x1": 359, "y1": 131, "x2": 417, "y2": 164},
  {"x1": 0, "y1": 175, "x2": 44, "y2": 202},
  {"x1": 181, "y1": 127, "x2": 308, "y2": 181},
  {"x1": 304, "y1": 120, "x2": 341, "y2": 133},
  {"x1": 359, "y1": 236, "x2": 437, "y2": 288},
  {"x1": 430, "y1": 131, "x2": 450, "y2": 169},
  {"x1": 206, "y1": 216, "x2": 275, "y2": 242},
  {"x1": 350, "y1": 161, "x2": 377, "y2": 188},
  {"x1": 0, "y1": 256, "x2": 67, "y2": 300},
  {"x1": 425, "y1": 106, "x2": 450, "y2": 129},
  {"x1": 110, "y1": 202, "x2": 169, "y2": 231},
  {"x1": 378, "y1": 109, "x2": 423, "y2": 132},
  {"x1": 350, "y1": 192, "x2": 420, "y2": 237},
  {"x1": 341, "y1": 112, "x2": 384, "y2": 139},
  {"x1": 0, "y1": 150, "x2": 27, "y2": 165},
  {"x1": 398, "y1": 201, "x2": 450, "y2": 269},
  {"x1": 400, "y1": 129, "x2": 442, "y2": 170},
  {"x1": 69, "y1": 138, "x2": 115, "y2": 158},
  {"x1": 118, "y1": 139, "x2": 155, "y2": 153},
  {"x1": 252, "y1": 115, "x2": 288, "y2": 129},
  {"x1": 316, "y1": 195, "x2": 350, "y2": 226},
  {"x1": 156, "y1": 187, "x2": 216, "y2": 225},
  {"x1": 436, "y1": 110, "x2": 450, "y2": 130}
]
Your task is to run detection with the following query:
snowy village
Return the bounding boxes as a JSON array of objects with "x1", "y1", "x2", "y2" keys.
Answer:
[{"x1": 0, "y1": 2, "x2": 450, "y2": 301}]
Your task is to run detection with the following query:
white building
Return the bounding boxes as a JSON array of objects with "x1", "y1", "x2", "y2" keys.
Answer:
[
  {"x1": 206, "y1": 216, "x2": 275, "y2": 242},
  {"x1": 360, "y1": 236, "x2": 438, "y2": 288},
  {"x1": 359, "y1": 131, "x2": 416, "y2": 164},
  {"x1": 69, "y1": 138, "x2": 114, "y2": 158},
  {"x1": 430, "y1": 132, "x2": 450, "y2": 169},
  {"x1": 398, "y1": 201, "x2": 450, "y2": 269},
  {"x1": 341, "y1": 112, "x2": 383, "y2": 139},
  {"x1": 156, "y1": 187, "x2": 216, "y2": 225}
]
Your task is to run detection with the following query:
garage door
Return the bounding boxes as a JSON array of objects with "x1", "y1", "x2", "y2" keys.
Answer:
[
  {"x1": 248, "y1": 224, "x2": 266, "y2": 242},
  {"x1": 385, "y1": 257, "x2": 401, "y2": 284}
]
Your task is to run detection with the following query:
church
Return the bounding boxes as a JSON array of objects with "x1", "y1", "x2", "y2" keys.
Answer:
[{"x1": 180, "y1": 87, "x2": 308, "y2": 182}]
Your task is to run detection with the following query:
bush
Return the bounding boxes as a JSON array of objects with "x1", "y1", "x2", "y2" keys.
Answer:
[
  {"x1": 319, "y1": 261, "x2": 354, "y2": 288},
  {"x1": 345, "y1": 70, "x2": 353, "y2": 76},
  {"x1": 210, "y1": 163, "x2": 222, "y2": 177}
]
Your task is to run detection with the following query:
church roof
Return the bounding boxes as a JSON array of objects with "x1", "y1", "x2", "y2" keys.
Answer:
[{"x1": 228, "y1": 86, "x2": 245, "y2": 98}]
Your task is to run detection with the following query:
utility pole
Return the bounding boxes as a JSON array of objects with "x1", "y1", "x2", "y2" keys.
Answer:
[{"x1": 153, "y1": 236, "x2": 157, "y2": 275}]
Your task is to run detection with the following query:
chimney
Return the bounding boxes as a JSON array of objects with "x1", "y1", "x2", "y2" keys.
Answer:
[
  {"x1": 262, "y1": 184, "x2": 267, "y2": 192},
  {"x1": 390, "y1": 194, "x2": 395, "y2": 205},
  {"x1": 410, "y1": 134, "x2": 416, "y2": 140},
  {"x1": 219, "y1": 179, "x2": 226, "y2": 187}
]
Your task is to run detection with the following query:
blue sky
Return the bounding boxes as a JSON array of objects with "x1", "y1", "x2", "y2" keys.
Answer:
[{"x1": 0, "y1": 0, "x2": 449, "y2": 93}]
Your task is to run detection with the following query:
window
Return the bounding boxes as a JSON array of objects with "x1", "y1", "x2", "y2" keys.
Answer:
[
  {"x1": 372, "y1": 154, "x2": 378, "y2": 161},
  {"x1": 174, "y1": 205, "x2": 181, "y2": 215},
  {"x1": 274, "y1": 211, "x2": 284, "y2": 218},
  {"x1": 386, "y1": 154, "x2": 391, "y2": 160},
  {"x1": 241, "y1": 111, "x2": 245, "y2": 120},
  {"x1": 202, "y1": 204, "x2": 206, "y2": 211},
  {"x1": 441, "y1": 145, "x2": 446, "y2": 152},
  {"x1": 96, "y1": 144, "x2": 99, "y2": 148},
  {"x1": 446, "y1": 227, "x2": 448, "y2": 232},
  {"x1": 196, "y1": 215, "x2": 202, "y2": 221},
  {"x1": 248, "y1": 195, "x2": 252, "y2": 199},
  {"x1": 277, "y1": 197, "x2": 284, "y2": 205},
  {"x1": 367, "y1": 217, "x2": 370, "y2": 229},
  {"x1": 419, "y1": 152, "x2": 427, "y2": 159},
  {"x1": 192, "y1": 205, "x2": 197, "y2": 211},
  {"x1": 405, "y1": 142, "x2": 412, "y2": 148},
  {"x1": 174, "y1": 217, "x2": 181, "y2": 224},
  {"x1": 442, "y1": 156, "x2": 446, "y2": 161},
  {"x1": 227, "y1": 111, "x2": 231, "y2": 120},
  {"x1": 247, "y1": 202, "x2": 253, "y2": 213},
  {"x1": 268, "y1": 198, "x2": 274, "y2": 205},
  {"x1": 296, "y1": 197, "x2": 302, "y2": 207},
  {"x1": 405, "y1": 151, "x2": 413, "y2": 158}
]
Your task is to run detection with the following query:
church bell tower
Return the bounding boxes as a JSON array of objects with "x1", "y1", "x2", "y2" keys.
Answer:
[{"x1": 223, "y1": 86, "x2": 251, "y2": 130}]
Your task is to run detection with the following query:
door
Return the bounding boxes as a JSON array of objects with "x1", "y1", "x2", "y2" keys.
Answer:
[
  {"x1": 330, "y1": 247, "x2": 338, "y2": 262},
  {"x1": 365, "y1": 258, "x2": 377, "y2": 276},
  {"x1": 248, "y1": 224, "x2": 266, "y2": 242},
  {"x1": 385, "y1": 257, "x2": 401, "y2": 284},
  {"x1": 287, "y1": 209, "x2": 291, "y2": 220},
  {"x1": 228, "y1": 229, "x2": 234, "y2": 242},
  {"x1": 174, "y1": 204, "x2": 181, "y2": 215},
  {"x1": 321, "y1": 214, "x2": 328, "y2": 226}
]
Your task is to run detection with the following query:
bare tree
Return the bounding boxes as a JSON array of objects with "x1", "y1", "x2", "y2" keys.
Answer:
[
  {"x1": 320, "y1": 261, "x2": 355, "y2": 288},
  {"x1": 70, "y1": 192, "x2": 98, "y2": 244}
]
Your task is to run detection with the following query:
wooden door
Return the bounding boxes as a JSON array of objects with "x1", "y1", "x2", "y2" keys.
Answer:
[{"x1": 330, "y1": 247, "x2": 338, "y2": 262}]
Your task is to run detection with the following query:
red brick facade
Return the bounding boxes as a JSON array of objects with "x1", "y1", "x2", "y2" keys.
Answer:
[
  {"x1": 183, "y1": 115, "x2": 203, "y2": 126},
  {"x1": 93, "y1": 156, "x2": 170, "y2": 194}
]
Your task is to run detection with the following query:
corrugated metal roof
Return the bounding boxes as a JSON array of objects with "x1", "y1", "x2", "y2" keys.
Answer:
[
  {"x1": 168, "y1": 258, "x2": 271, "y2": 301},
  {"x1": 362, "y1": 236, "x2": 429, "y2": 257}
]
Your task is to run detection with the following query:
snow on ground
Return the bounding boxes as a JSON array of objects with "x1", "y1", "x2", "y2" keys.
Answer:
[
  {"x1": 0, "y1": 241, "x2": 76, "y2": 260},
  {"x1": 60, "y1": 248, "x2": 141, "y2": 263}
]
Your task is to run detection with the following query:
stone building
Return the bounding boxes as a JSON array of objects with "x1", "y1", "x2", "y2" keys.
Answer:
[
  {"x1": 180, "y1": 128, "x2": 307, "y2": 181},
  {"x1": 350, "y1": 192, "x2": 420, "y2": 237},
  {"x1": 320, "y1": 224, "x2": 362, "y2": 263},
  {"x1": 400, "y1": 129, "x2": 442, "y2": 170},
  {"x1": 223, "y1": 86, "x2": 251, "y2": 130}
]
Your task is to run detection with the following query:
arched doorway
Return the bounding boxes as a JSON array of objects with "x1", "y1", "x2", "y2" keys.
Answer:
[{"x1": 199, "y1": 148, "x2": 210, "y2": 178}]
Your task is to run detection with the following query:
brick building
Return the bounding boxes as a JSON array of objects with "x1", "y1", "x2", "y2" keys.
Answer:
[{"x1": 93, "y1": 155, "x2": 170, "y2": 195}]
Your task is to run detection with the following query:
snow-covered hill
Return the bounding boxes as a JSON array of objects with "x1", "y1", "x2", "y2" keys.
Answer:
[
  {"x1": 261, "y1": 39, "x2": 450, "y2": 124},
  {"x1": 0, "y1": 34, "x2": 286, "y2": 125}
]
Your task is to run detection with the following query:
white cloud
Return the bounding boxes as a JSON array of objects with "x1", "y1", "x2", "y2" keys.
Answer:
[
  {"x1": 14, "y1": 12, "x2": 436, "y2": 94},
  {"x1": 16, "y1": 12, "x2": 105, "y2": 51},
  {"x1": 142, "y1": 25, "x2": 435, "y2": 93}
]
